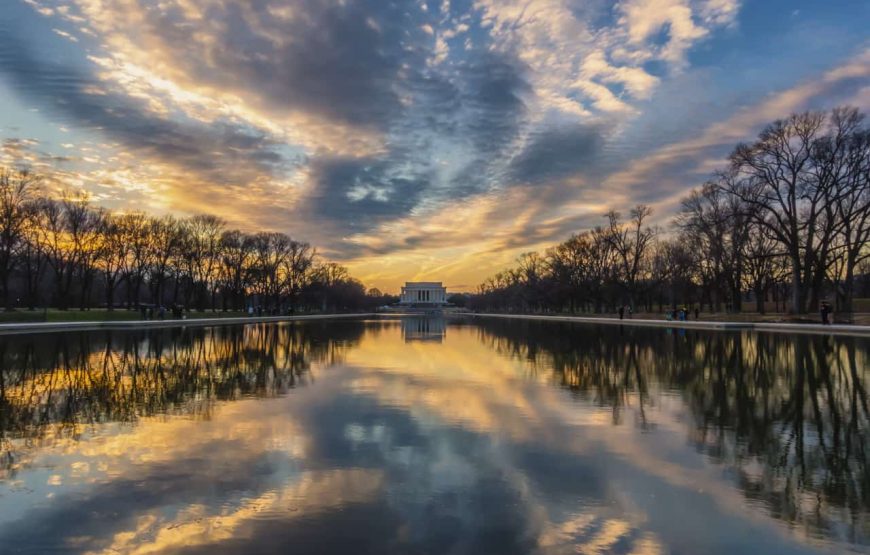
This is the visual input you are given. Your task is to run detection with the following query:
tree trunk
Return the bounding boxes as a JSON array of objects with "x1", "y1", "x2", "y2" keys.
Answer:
[
  {"x1": 106, "y1": 279, "x2": 115, "y2": 311},
  {"x1": 790, "y1": 262, "x2": 802, "y2": 314},
  {"x1": 0, "y1": 272, "x2": 9, "y2": 311},
  {"x1": 152, "y1": 279, "x2": 162, "y2": 307},
  {"x1": 754, "y1": 285, "x2": 764, "y2": 314},
  {"x1": 842, "y1": 262, "x2": 856, "y2": 322}
]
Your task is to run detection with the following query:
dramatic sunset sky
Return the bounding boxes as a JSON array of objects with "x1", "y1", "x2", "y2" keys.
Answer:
[{"x1": 0, "y1": 0, "x2": 868, "y2": 292}]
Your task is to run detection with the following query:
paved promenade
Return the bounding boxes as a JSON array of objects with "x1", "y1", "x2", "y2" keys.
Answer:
[
  {"x1": 0, "y1": 313, "x2": 377, "y2": 336},
  {"x1": 466, "y1": 313, "x2": 870, "y2": 337}
]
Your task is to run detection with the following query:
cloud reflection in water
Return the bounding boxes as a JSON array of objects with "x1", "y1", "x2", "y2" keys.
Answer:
[{"x1": 0, "y1": 318, "x2": 866, "y2": 554}]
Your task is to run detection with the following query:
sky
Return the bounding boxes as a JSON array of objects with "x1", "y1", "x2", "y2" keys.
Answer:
[{"x1": 0, "y1": 0, "x2": 868, "y2": 293}]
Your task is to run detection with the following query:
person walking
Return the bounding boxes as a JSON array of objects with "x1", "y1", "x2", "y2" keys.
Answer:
[
  {"x1": 820, "y1": 302, "x2": 831, "y2": 325},
  {"x1": 618, "y1": 306, "x2": 625, "y2": 320}
]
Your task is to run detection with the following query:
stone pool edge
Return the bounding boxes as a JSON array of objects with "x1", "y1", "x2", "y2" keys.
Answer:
[
  {"x1": 0, "y1": 313, "x2": 379, "y2": 336},
  {"x1": 463, "y1": 313, "x2": 870, "y2": 337}
]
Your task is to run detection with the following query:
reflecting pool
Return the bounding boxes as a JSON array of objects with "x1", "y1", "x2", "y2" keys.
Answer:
[{"x1": 0, "y1": 317, "x2": 867, "y2": 554}]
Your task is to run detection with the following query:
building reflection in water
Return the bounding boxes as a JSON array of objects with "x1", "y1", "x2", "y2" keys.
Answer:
[
  {"x1": 0, "y1": 317, "x2": 866, "y2": 554},
  {"x1": 400, "y1": 316, "x2": 446, "y2": 343}
]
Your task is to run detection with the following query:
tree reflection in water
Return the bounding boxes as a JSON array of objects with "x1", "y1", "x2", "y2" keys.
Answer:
[
  {"x1": 474, "y1": 319, "x2": 869, "y2": 543},
  {"x1": 0, "y1": 318, "x2": 867, "y2": 552},
  {"x1": 0, "y1": 321, "x2": 366, "y2": 478}
]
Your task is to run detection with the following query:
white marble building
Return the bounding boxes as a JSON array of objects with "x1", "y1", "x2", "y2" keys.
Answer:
[{"x1": 399, "y1": 282, "x2": 447, "y2": 306}]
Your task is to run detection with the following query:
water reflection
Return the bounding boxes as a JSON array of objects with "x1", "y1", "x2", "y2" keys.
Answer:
[
  {"x1": 476, "y1": 319, "x2": 870, "y2": 549},
  {"x1": 401, "y1": 316, "x2": 446, "y2": 343},
  {"x1": 0, "y1": 322, "x2": 363, "y2": 428},
  {"x1": 0, "y1": 318, "x2": 866, "y2": 554}
]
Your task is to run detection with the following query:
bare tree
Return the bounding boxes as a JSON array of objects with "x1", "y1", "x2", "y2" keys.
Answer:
[
  {"x1": 742, "y1": 220, "x2": 785, "y2": 314},
  {"x1": 279, "y1": 239, "x2": 315, "y2": 312},
  {"x1": 0, "y1": 169, "x2": 38, "y2": 309},
  {"x1": 19, "y1": 203, "x2": 48, "y2": 309},
  {"x1": 148, "y1": 216, "x2": 184, "y2": 307},
  {"x1": 63, "y1": 196, "x2": 103, "y2": 310},
  {"x1": 118, "y1": 212, "x2": 151, "y2": 308},
  {"x1": 250, "y1": 232, "x2": 310, "y2": 312},
  {"x1": 219, "y1": 230, "x2": 255, "y2": 311},
  {"x1": 605, "y1": 205, "x2": 656, "y2": 311},
  {"x1": 37, "y1": 198, "x2": 76, "y2": 310},
  {"x1": 678, "y1": 179, "x2": 750, "y2": 312},
  {"x1": 728, "y1": 111, "x2": 829, "y2": 313},
  {"x1": 822, "y1": 109, "x2": 870, "y2": 316},
  {"x1": 181, "y1": 214, "x2": 225, "y2": 310},
  {"x1": 96, "y1": 212, "x2": 130, "y2": 311}
]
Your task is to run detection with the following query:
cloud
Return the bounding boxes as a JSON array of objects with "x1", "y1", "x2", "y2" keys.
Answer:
[
  {"x1": 6, "y1": 0, "x2": 868, "y2": 291},
  {"x1": 618, "y1": 0, "x2": 709, "y2": 66},
  {"x1": 580, "y1": 50, "x2": 660, "y2": 99},
  {"x1": 303, "y1": 154, "x2": 430, "y2": 237},
  {"x1": 475, "y1": 0, "x2": 740, "y2": 117},
  {"x1": 0, "y1": 31, "x2": 292, "y2": 187},
  {"x1": 164, "y1": 0, "x2": 413, "y2": 130},
  {"x1": 602, "y1": 48, "x2": 870, "y2": 207},
  {"x1": 508, "y1": 123, "x2": 603, "y2": 183},
  {"x1": 454, "y1": 52, "x2": 531, "y2": 157},
  {"x1": 2, "y1": 1, "x2": 538, "y2": 237},
  {"x1": 49, "y1": 0, "x2": 439, "y2": 142},
  {"x1": 340, "y1": 176, "x2": 614, "y2": 290}
]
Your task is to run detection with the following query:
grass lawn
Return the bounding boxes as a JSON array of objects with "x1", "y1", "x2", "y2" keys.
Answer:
[{"x1": 0, "y1": 309, "x2": 251, "y2": 323}]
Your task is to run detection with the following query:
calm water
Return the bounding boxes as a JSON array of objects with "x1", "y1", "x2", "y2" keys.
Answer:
[{"x1": 0, "y1": 317, "x2": 867, "y2": 554}]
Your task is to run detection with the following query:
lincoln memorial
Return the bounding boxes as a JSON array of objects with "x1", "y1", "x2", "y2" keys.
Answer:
[{"x1": 399, "y1": 281, "x2": 447, "y2": 307}]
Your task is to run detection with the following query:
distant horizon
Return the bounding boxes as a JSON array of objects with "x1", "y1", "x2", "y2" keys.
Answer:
[{"x1": 1, "y1": 0, "x2": 869, "y2": 291}]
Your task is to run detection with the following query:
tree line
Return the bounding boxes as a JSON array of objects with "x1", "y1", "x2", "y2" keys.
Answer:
[
  {"x1": 471, "y1": 106, "x2": 870, "y2": 317},
  {"x1": 0, "y1": 172, "x2": 396, "y2": 313}
]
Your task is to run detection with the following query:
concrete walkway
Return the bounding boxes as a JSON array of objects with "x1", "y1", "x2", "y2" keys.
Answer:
[
  {"x1": 0, "y1": 313, "x2": 377, "y2": 336},
  {"x1": 466, "y1": 313, "x2": 870, "y2": 337}
]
